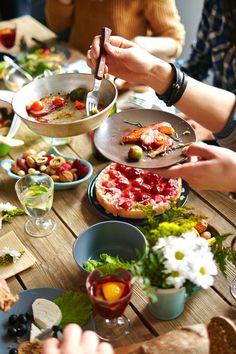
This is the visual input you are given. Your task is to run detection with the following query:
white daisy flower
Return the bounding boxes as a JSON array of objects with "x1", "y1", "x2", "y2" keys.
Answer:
[
  {"x1": 0, "y1": 247, "x2": 22, "y2": 263},
  {"x1": 163, "y1": 236, "x2": 193, "y2": 269},
  {"x1": 0, "y1": 202, "x2": 17, "y2": 212},
  {"x1": 165, "y1": 268, "x2": 187, "y2": 288},
  {"x1": 188, "y1": 257, "x2": 218, "y2": 289},
  {"x1": 152, "y1": 237, "x2": 167, "y2": 252}
]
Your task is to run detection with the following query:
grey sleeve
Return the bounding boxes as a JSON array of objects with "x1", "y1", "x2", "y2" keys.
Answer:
[{"x1": 214, "y1": 107, "x2": 236, "y2": 152}]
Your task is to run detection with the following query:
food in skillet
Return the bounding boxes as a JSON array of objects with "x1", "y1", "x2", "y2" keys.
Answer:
[
  {"x1": 26, "y1": 87, "x2": 100, "y2": 123},
  {"x1": 95, "y1": 163, "x2": 182, "y2": 218},
  {"x1": 121, "y1": 121, "x2": 176, "y2": 158}
]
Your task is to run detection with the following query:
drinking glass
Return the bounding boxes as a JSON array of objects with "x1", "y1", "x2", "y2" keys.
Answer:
[
  {"x1": 86, "y1": 268, "x2": 133, "y2": 341},
  {"x1": 15, "y1": 173, "x2": 56, "y2": 237},
  {"x1": 0, "y1": 22, "x2": 16, "y2": 49}
]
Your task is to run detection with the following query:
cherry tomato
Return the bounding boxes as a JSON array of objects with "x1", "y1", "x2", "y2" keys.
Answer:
[
  {"x1": 41, "y1": 48, "x2": 50, "y2": 55},
  {"x1": 53, "y1": 97, "x2": 67, "y2": 106},
  {"x1": 75, "y1": 100, "x2": 85, "y2": 110},
  {"x1": 30, "y1": 100, "x2": 44, "y2": 111}
]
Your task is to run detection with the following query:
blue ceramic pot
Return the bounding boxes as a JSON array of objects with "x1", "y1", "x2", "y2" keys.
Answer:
[{"x1": 148, "y1": 286, "x2": 188, "y2": 320}]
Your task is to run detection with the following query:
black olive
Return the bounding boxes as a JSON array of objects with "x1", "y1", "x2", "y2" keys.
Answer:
[
  {"x1": 25, "y1": 311, "x2": 32, "y2": 321},
  {"x1": 52, "y1": 325, "x2": 62, "y2": 338},
  {"x1": 8, "y1": 314, "x2": 18, "y2": 325},
  {"x1": 18, "y1": 314, "x2": 28, "y2": 324},
  {"x1": 52, "y1": 325, "x2": 61, "y2": 332},
  {"x1": 9, "y1": 349, "x2": 18, "y2": 354},
  {"x1": 7, "y1": 327, "x2": 18, "y2": 337},
  {"x1": 17, "y1": 323, "x2": 28, "y2": 336}
]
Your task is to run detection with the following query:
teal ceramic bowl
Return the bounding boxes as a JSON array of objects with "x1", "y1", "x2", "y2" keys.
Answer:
[
  {"x1": 73, "y1": 220, "x2": 147, "y2": 276},
  {"x1": 0, "y1": 146, "x2": 93, "y2": 190}
]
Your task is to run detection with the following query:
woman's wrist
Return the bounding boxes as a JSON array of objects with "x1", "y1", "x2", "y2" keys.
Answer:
[{"x1": 147, "y1": 60, "x2": 174, "y2": 94}]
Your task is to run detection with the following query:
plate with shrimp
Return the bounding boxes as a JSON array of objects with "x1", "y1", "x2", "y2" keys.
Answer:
[{"x1": 93, "y1": 109, "x2": 196, "y2": 169}]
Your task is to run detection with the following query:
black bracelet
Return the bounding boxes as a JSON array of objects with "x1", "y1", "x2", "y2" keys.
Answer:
[{"x1": 156, "y1": 63, "x2": 188, "y2": 106}]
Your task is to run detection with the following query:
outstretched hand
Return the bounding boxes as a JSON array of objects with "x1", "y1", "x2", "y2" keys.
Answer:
[
  {"x1": 0, "y1": 277, "x2": 10, "y2": 293},
  {"x1": 43, "y1": 324, "x2": 114, "y2": 354},
  {"x1": 155, "y1": 143, "x2": 236, "y2": 192}
]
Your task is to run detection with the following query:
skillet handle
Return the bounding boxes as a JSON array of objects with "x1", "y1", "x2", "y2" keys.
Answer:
[
  {"x1": 95, "y1": 27, "x2": 112, "y2": 80},
  {"x1": 0, "y1": 90, "x2": 15, "y2": 105}
]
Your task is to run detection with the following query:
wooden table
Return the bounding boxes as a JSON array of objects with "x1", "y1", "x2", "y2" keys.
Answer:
[{"x1": 0, "y1": 15, "x2": 236, "y2": 353}]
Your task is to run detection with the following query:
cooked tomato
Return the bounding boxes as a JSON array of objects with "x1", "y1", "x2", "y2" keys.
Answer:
[
  {"x1": 75, "y1": 100, "x2": 85, "y2": 110},
  {"x1": 36, "y1": 117, "x2": 48, "y2": 123},
  {"x1": 29, "y1": 100, "x2": 45, "y2": 111},
  {"x1": 53, "y1": 97, "x2": 67, "y2": 106},
  {"x1": 41, "y1": 48, "x2": 50, "y2": 55}
]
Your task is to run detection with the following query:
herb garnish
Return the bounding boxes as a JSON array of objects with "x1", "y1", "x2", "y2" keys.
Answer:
[{"x1": 0, "y1": 202, "x2": 25, "y2": 229}]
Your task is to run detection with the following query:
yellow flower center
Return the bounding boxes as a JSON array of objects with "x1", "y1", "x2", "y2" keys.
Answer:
[
  {"x1": 199, "y1": 267, "x2": 206, "y2": 275},
  {"x1": 175, "y1": 251, "x2": 184, "y2": 260}
]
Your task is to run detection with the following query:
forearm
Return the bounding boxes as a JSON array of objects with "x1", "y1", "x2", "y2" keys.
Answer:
[
  {"x1": 45, "y1": 0, "x2": 74, "y2": 33},
  {"x1": 133, "y1": 36, "x2": 179, "y2": 60},
  {"x1": 146, "y1": 61, "x2": 236, "y2": 133}
]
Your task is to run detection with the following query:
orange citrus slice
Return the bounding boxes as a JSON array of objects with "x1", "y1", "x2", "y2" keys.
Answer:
[{"x1": 102, "y1": 282, "x2": 125, "y2": 301}]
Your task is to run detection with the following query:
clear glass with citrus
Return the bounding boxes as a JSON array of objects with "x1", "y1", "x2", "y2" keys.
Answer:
[
  {"x1": 86, "y1": 268, "x2": 133, "y2": 340},
  {"x1": 15, "y1": 173, "x2": 56, "y2": 237}
]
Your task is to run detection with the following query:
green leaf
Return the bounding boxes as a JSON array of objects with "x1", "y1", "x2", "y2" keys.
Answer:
[
  {"x1": 2, "y1": 209, "x2": 25, "y2": 222},
  {"x1": 83, "y1": 253, "x2": 135, "y2": 273},
  {"x1": 54, "y1": 291, "x2": 92, "y2": 328}
]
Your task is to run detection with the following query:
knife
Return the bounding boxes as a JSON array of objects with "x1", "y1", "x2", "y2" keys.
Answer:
[{"x1": 35, "y1": 326, "x2": 63, "y2": 341}]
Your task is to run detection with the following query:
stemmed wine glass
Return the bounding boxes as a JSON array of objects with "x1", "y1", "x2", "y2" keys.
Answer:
[
  {"x1": 86, "y1": 268, "x2": 133, "y2": 341},
  {"x1": 0, "y1": 22, "x2": 16, "y2": 50},
  {"x1": 15, "y1": 173, "x2": 56, "y2": 237}
]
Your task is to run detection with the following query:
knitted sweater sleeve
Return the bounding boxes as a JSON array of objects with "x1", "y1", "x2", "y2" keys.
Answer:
[
  {"x1": 144, "y1": 0, "x2": 185, "y2": 57},
  {"x1": 45, "y1": 0, "x2": 74, "y2": 33}
]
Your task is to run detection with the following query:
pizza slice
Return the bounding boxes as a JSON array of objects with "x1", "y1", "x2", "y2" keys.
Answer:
[{"x1": 95, "y1": 163, "x2": 182, "y2": 219}]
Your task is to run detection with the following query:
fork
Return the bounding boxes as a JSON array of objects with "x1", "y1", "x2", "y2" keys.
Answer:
[
  {"x1": 86, "y1": 27, "x2": 112, "y2": 116},
  {"x1": 127, "y1": 96, "x2": 162, "y2": 110}
]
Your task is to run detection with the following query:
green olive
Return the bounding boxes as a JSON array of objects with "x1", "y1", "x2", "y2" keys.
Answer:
[{"x1": 128, "y1": 145, "x2": 143, "y2": 161}]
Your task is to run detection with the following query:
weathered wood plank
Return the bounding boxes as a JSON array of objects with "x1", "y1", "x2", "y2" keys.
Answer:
[{"x1": 131, "y1": 284, "x2": 236, "y2": 335}]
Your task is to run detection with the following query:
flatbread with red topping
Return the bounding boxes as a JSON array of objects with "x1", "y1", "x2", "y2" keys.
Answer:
[{"x1": 95, "y1": 163, "x2": 182, "y2": 219}]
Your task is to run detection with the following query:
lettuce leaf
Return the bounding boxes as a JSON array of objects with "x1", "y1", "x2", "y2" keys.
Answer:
[{"x1": 83, "y1": 253, "x2": 135, "y2": 273}]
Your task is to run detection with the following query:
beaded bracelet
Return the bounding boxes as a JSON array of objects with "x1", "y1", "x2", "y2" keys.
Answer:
[{"x1": 156, "y1": 63, "x2": 188, "y2": 107}]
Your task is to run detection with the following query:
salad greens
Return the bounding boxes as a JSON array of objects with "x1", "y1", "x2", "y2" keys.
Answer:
[
  {"x1": 83, "y1": 253, "x2": 135, "y2": 274},
  {"x1": 18, "y1": 46, "x2": 65, "y2": 77}
]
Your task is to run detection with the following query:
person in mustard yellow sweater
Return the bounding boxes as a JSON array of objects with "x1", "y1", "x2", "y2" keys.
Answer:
[{"x1": 45, "y1": 0, "x2": 185, "y2": 59}]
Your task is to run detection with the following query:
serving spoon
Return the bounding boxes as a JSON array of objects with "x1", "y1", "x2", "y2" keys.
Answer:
[
  {"x1": 0, "y1": 114, "x2": 24, "y2": 147},
  {"x1": 3, "y1": 55, "x2": 33, "y2": 82}
]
